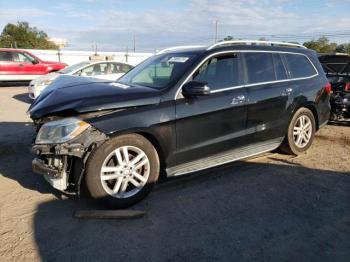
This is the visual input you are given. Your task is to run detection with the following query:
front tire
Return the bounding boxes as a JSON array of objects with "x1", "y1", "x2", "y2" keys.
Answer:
[
  {"x1": 280, "y1": 108, "x2": 316, "y2": 155},
  {"x1": 85, "y1": 134, "x2": 160, "y2": 208}
]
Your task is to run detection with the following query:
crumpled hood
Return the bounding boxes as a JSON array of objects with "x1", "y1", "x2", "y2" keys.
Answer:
[{"x1": 28, "y1": 75, "x2": 160, "y2": 120}]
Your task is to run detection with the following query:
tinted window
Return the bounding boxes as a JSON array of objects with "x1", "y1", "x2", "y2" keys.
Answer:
[
  {"x1": 0, "y1": 51, "x2": 13, "y2": 61},
  {"x1": 244, "y1": 53, "x2": 275, "y2": 84},
  {"x1": 193, "y1": 54, "x2": 239, "y2": 90},
  {"x1": 284, "y1": 54, "x2": 317, "y2": 78},
  {"x1": 273, "y1": 53, "x2": 288, "y2": 80}
]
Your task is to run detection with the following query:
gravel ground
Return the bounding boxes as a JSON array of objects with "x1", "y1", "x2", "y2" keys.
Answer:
[{"x1": 0, "y1": 86, "x2": 349, "y2": 262}]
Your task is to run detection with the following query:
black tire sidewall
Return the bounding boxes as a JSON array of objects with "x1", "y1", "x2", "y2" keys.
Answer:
[
  {"x1": 85, "y1": 134, "x2": 159, "y2": 209},
  {"x1": 286, "y1": 108, "x2": 316, "y2": 155}
]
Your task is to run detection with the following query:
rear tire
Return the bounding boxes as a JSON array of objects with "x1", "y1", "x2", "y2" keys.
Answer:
[
  {"x1": 85, "y1": 134, "x2": 160, "y2": 209},
  {"x1": 279, "y1": 108, "x2": 316, "y2": 155}
]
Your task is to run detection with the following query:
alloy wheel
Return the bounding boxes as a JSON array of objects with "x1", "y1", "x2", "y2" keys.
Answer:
[
  {"x1": 100, "y1": 146, "x2": 150, "y2": 198},
  {"x1": 293, "y1": 115, "x2": 313, "y2": 148}
]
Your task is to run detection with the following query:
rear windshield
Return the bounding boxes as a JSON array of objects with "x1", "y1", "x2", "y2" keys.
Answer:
[{"x1": 118, "y1": 53, "x2": 197, "y2": 89}]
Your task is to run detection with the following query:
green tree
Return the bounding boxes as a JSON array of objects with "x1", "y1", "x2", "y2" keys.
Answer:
[
  {"x1": 0, "y1": 21, "x2": 58, "y2": 49},
  {"x1": 303, "y1": 36, "x2": 337, "y2": 53}
]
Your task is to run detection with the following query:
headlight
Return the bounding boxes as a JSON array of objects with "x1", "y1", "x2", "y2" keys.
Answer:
[
  {"x1": 37, "y1": 79, "x2": 53, "y2": 87},
  {"x1": 36, "y1": 117, "x2": 90, "y2": 144}
]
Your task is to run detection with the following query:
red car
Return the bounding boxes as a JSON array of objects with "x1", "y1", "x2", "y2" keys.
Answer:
[{"x1": 0, "y1": 48, "x2": 67, "y2": 81}]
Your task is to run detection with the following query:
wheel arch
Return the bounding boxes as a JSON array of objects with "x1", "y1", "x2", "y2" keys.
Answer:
[
  {"x1": 107, "y1": 129, "x2": 167, "y2": 178},
  {"x1": 290, "y1": 101, "x2": 319, "y2": 130}
]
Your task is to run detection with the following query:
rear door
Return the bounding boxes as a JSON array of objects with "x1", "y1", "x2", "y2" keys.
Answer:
[
  {"x1": 0, "y1": 51, "x2": 20, "y2": 75},
  {"x1": 243, "y1": 52, "x2": 291, "y2": 144},
  {"x1": 175, "y1": 52, "x2": 248, "y2": 164}
]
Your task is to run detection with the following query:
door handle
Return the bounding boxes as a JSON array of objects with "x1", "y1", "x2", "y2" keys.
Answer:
[
  {"x1": 282, "y1": 88, "x2": 293, "y2": 96},
  {"x1": 231, "y1": 95, "x2": 246, "y2": 105},
  {"x1": 18, "y1": 64, "x2": 24, "y2": 67}
]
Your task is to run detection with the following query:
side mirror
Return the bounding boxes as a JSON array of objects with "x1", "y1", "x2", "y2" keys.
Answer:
[
  {"x1": 32, "y1": 59, "x2": 39, "y2": 65},
  {"x1": 182, "y1": 81, "x2": 210, "y2": 98}
]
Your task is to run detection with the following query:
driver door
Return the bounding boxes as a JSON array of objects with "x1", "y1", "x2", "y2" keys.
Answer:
[
  {"x1": 13, "y1": 52, "x2": 46, "y2": 75},
  {"x1": 175, "y1": 53, "x2": 248, "y2": 164}
]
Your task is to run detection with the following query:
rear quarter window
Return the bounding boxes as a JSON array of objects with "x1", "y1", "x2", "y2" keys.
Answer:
[{"x1": 284, "y1": 54, "x2": 317, "y2": 78}]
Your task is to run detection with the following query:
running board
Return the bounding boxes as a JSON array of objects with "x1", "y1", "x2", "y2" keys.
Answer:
[{"x1": 166, "y1": 138, "x2": 283, "y2": 177}]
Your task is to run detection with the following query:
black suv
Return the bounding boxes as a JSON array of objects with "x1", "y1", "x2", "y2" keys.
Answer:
[{"x1": 29, "y1": 41, "x2": 330, "y2": 208}]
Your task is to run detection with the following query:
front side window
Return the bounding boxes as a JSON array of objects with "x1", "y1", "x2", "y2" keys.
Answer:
[
  {"x1": 13, "y1": 52, "x2": 35, "y2": 63},
  {"x1": 192, "y1": 54, "x2": 239, "y2": 90},
  {"x1": 284, "y1": 54, "x2": 317, "y2": 78},
  {"x1": 244, "y1": 52, "x2": 275, "y2": 84},
  {"x1": 118, "y1": 53, "x2": 196, "y2": 89}
]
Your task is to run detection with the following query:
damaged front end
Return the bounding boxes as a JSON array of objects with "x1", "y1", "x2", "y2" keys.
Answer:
[{"x1": 32, "y1": 118, "x2": 107, "y2": 194}]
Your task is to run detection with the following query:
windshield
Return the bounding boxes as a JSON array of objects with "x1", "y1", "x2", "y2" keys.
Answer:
[
  {"x1": 59, "y1": 61, "x2": 90, "y2": 74},
  {"x1": 118, "y1": 53, "x2": 197, "y2": 89}
]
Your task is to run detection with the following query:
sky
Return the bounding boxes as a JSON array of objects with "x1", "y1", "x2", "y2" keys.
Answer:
[{"x1": 0, "y1": 0, "x2": 350, "y2": 52}]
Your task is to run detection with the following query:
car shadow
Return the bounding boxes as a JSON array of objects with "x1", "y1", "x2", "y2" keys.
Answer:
[
  {"x1": 1, "y1": 121, "x2": 350, "y2": 261},
  {"x1": 328, "y1": 121, "x2": 350, "y2": 127},
  {"x1": 13, "y1": 93, "x2": 33, "y2": 104},
  {"x1": 0, "y1": 81, "x2": 30, "y2": 87},
  {"x1": 31, "y1": 162, "x2": 350, "y2": 262},
  {"x1": 0, "y1": 122, "x2": 65, "y2": 198}
]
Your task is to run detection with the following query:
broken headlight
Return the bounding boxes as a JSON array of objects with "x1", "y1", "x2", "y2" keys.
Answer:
[{"x1": 36, "y1": 117, "x2": 90, "y2": 144}]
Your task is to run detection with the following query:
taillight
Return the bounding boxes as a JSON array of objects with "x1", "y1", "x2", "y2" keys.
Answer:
[
  {"x1": 345, "y1": 82, "x2": 350, "y2": 91},
  {"x1": 324, "y1": 82, "x2": 332, "y2": 94}
]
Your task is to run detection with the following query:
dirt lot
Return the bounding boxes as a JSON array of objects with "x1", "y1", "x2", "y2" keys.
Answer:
[{"x1": 0, "y1": 86, "x2": 349, "y2": 262}]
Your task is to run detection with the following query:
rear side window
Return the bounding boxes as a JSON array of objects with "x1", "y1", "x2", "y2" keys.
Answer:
[
  {"x1": 272, "y1": 53, "x2": 288, "y2": 80},
  {"x1": 0, "y1": 51, "x2": 13, "y2": 62},
  {"x1": 284, "y1": 54, "x2": 317, "y2": 78},
  {"x1": 244, "y1": 53, "x2": 275, "y2": 84},
  {"x1": 110, "y1": 63, "x2": 132, "y2": 74},
  {"x1": 192, "y1": 54, "x2": 240, "y2": 90}
]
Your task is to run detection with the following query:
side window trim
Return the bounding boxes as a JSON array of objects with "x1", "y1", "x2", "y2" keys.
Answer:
[
  {"x1": 175, "y1": 50, "x2": 319, "y2": 100},
  {"x1": 272, "y1": 53, "x2": 289, "y2": 80}
]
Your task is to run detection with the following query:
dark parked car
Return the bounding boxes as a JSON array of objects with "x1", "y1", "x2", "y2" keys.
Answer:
[
  {"x1": 318, "y1": 53, "x2": 350, "y2": 122},
  {"x1": 29, "y1": 41, "x2": 331, "y2": 208}
]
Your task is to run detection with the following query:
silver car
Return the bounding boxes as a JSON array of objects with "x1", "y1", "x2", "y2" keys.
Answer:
[{"x1": 28, "y1": 61, "x2": 133, "y2": 99}]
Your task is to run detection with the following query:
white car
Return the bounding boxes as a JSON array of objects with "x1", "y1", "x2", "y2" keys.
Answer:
[{"x1": 28, "y1": 61, "x2": 133, "y2": 99}]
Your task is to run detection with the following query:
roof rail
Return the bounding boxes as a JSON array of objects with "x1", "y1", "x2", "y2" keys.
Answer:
[
  {"x1": 157, "y1": 45, "x2": 206, "y2": 54},
  {"x1": 207, "y1": 40, "x2": 307, "y2": 50}
]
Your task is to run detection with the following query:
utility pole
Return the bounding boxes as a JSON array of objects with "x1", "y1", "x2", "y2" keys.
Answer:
[
  {"x1": 133, "y1": 34, "x2": 136, "y2": 53},
  {"x1": 125, "y1": 46, "x2": 129, "y2": 63},
  {"x1": 214, "y1": 20, "x2": 218, "y2": 43}
]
